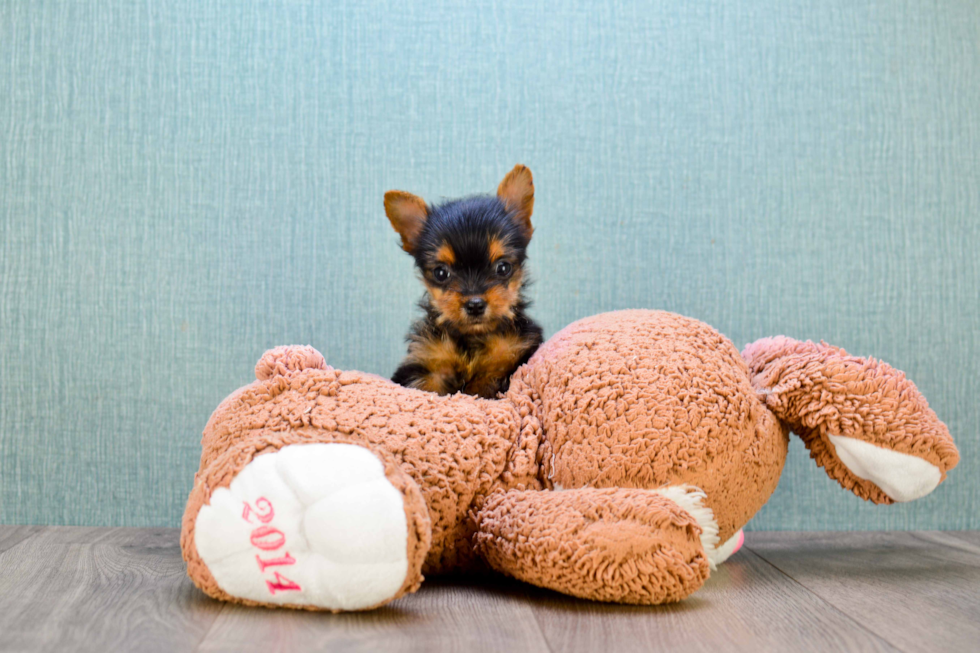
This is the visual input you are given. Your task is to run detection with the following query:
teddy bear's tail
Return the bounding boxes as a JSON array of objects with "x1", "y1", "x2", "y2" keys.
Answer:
[{"x1": 740, "y1": 337, "x2": 959, "y2": 504}]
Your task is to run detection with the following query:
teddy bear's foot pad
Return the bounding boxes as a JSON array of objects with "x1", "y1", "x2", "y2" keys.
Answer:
[
  {"x1": 828, "y1": 434, "x2": 941, "y2": 502},
  {"x1": 194, "y1": 443, "x2": 410, "y2": 610}
]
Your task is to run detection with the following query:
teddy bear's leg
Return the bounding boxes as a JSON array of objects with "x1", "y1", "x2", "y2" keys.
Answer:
[
  {"x1": 182, "y1": 441, "x2": 432, "y2": 611},
  {"x1": 742, "y1": 337, "x2": 960, "y2": 504},
  {"x1": 473, "y1": 486, "x2": 714, "y2": 604}
]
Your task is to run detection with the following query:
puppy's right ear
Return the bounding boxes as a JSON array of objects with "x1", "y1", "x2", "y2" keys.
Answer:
[{"x1": 384, "y1": 191, "x2": 429, "y2": 254}]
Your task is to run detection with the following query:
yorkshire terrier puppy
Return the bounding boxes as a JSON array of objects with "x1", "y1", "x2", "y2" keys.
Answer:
[{"x1": 385, "y1": 164, "x2": 544, "y2": 398}]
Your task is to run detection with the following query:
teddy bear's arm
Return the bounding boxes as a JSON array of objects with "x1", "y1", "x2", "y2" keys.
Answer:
[
  {"x1": 742, "y1": 337, "x2": 959, "y2": 504},
  {"x1": 472, "y1": 487, "x2": 710, "y2": 604}
]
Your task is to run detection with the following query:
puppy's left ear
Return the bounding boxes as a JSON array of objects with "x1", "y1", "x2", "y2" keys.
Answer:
[
  {"x1": 384, "y1": 190, "x2": 429, "y2": 253},
  {"x1": 497, "y1": 164, "x2": 534, "y2": 239}
]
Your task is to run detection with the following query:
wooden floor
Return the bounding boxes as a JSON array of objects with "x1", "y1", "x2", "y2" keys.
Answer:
[{"x1": 0, "y1": 528, "x2": 977, "y2": 652}]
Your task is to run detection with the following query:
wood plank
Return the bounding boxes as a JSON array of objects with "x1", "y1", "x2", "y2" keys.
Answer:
[
  {"x1": 196, "y1": 576, "x2": 551, "y2": 653},
  {"x1": 945, "y1": 530, "x2": 980, "y2": 550},
  {"x1": 0, "y1": 526, "x2": 223, "y2": 653},
  {"x1": 0, "y1": 525, "x2": 43, "y2": 554},
  {"x1": 3, "y1": 527, "x2": 977, "y2": 652},
  {"x1": 527, "y1": 548, "x2": 897, "y2": 653},
  {"x1": 911, "y1": 530, "x2": 980, "y2": 557},
  {"x1": 748, "y1": 531, "x2": 980, "y2": 653}
]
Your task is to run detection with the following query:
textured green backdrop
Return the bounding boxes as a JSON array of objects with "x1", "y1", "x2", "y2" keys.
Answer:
[{"x1": 1, "y1": 0, "x2": 977, "y2": 529}]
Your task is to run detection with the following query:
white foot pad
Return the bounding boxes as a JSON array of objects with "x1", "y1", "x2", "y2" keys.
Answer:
[
  {"x1": 828, "y1": 434, "x2": 942, "y2": 503},
  {"x1": 195, "y1": 443, "x2": 409, "y2": 610}
]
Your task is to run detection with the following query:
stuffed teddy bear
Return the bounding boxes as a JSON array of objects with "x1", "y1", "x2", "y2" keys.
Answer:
[{"x1": 181, "y1": 310, "x2": 958, "y2": 611}]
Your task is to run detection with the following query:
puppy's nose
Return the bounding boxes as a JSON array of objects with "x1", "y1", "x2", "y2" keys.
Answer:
[{"x1": 464, "y1": 297, "x2": 487, "y2": 317}]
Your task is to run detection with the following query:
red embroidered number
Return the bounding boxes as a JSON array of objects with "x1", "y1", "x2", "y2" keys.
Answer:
[
  {"x1": 266, "y1": 571, "x2": 302, "y2": 594},
  {"x1": 241, "y1": 498, "x2": 301, "y2": 595},
  {"x1": 249, "y1": 525, "x2": 286, "y2": 551},
  {"x1": 255, "y1": 552, "x2": 296, "y2": 572},
  {"x1": 242, "y1": 497, "x2": 275, "y2": 524}
]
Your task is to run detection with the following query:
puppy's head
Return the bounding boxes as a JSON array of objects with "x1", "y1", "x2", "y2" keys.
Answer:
[{"x1": 385, "y1": 164, "x2": 535, "y2": 333}]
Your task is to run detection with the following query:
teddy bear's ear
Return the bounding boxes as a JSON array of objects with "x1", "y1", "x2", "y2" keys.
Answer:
[
  {"x1": 497, "y1": 164, "x2": 534, "y2": 240},
  {"x1": 384, "y1": 190, "x2": 429, "y2": 254}
]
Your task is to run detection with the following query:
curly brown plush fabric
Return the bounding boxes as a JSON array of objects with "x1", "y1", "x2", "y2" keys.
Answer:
[
  {"x1": 181, "y1": 310, "x2": 958, "y2": 610},
  {"x1": 474, "y1": 487, "x2": 710, "y2": 604},
  {"x1": 516, "y1": 311, "x2": 788, "y2": 543},
  {"x1": 191, "y1": 364, "x2": 539, "y2": 575},
  {"x1": 741, "y1": 337, "x2": 959, "y2": 503}
]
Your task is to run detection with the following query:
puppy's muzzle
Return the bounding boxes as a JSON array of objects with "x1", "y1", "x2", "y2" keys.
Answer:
[{"x1": 464, "y1": 297, "x2": 487, "y2": 317}]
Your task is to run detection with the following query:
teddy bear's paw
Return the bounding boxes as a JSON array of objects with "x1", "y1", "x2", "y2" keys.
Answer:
[
  {"x1": 193, "y1": 443, "x2": 414, "y2": 610},
  {"x1": 826, "y1": 434, "x2": 941, "y2": 503}
]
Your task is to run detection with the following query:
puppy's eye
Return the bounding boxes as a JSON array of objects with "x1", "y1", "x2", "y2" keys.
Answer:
[
  {"x1": 432, "y1": 265, "x2": 451, "y2": 283},
  {"x1": 495, "y1": 261, "x2": 513, "y2": 278}
]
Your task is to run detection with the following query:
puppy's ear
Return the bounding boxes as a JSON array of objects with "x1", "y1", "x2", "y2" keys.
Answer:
[
  {"x1": 384, "y1": 190, "x2": 429, "y2": 253},
  {"x1": 497, "y1": 164, "x2": 534, "y2": 239}
]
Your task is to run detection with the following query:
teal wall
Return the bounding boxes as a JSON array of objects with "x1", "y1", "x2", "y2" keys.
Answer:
[{"x1": 1, "y1": 0, "x2": 977, "y2": 529}]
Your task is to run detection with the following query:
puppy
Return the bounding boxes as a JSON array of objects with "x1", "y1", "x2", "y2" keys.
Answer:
[{"x1": 386, "y1": 165, "x2": 544, "y2": 398}]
